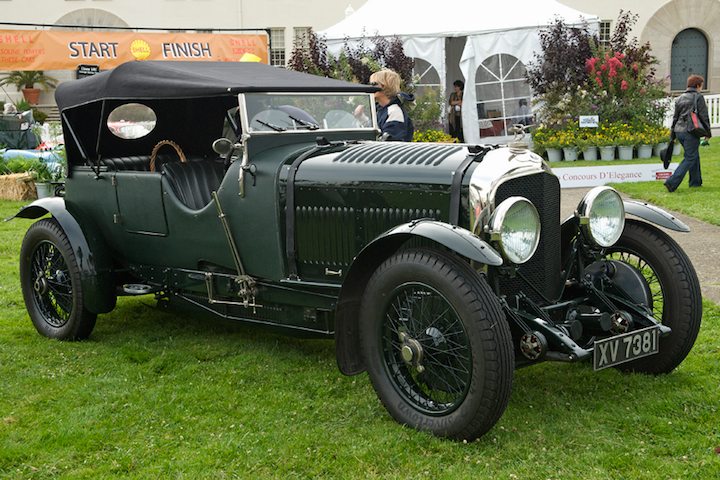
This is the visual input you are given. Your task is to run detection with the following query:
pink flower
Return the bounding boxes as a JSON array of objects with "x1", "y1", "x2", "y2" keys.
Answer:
[
  {"x1": 621, "y1": 80, "x2": 629, "y2": 90},
  {"x1": 600, "y1": 64, "x2": 607, "y2": 72},
  {"x1": 585, "y1": 57, "x2": 598, "y2": 72},
  {"x1": 595, "y1": 76, "x2": 603, "y2": 87},
  {"x1": 632, "y1": 63, "x2": 639, "y2": 73}
]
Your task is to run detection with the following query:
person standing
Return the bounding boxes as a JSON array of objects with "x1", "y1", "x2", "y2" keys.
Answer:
[
  {"x1": 665, "y1": 74, "x2": 711, "y2": 192},
  {"x1": 369, "y1": 69, "x2": 414, "y2": 142},
  {"x1": 448, "y1": 80, "x2": 464, "y2": 142}
]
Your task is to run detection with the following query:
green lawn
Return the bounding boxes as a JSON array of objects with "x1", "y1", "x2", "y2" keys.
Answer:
[
  {"x1": 550, "y1": 141, "x2": 720, "y2": 226},
  {"x1": 2, "y1": 190, "x2": 720, "y2": 478}
]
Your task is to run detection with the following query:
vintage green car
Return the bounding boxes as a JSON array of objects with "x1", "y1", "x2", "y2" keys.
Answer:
[{"x1": 12, "y1": 61, "x2": 702, "y2": 440}]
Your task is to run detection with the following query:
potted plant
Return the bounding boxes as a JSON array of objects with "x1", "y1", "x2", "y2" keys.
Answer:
[
  {"x1": 596, "y1": 124, "x2": 617, "y2": 160},
  {"x1": 615, "y1": 125, "x2": 637, "y2": 160},
  {"x1": 556, "y1": 128, "x2": 578, "y2": 161},
  {"x1": 29, "y1": 153, "x2": 65, "y2": 198},
  {"x1": 531, "y1": 126, "x2": 563, "y2": 162},
  {"x1": 575, "y1": 130, "x2": 598, "y2": 161},
  {"x1": 0, "y1": 70, "x2": 58, "y2": 105},
  {"x1": 653, "y1": 126, "x2": 672, "y2": 157}
]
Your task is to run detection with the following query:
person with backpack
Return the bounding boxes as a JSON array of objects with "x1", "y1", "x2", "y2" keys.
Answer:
[
  {"x1": 369, "y1": 69, "x2": 414, "y2": 142},
  {"x1": 665, "y1": 74, "x2": 711, "y2": 192}
]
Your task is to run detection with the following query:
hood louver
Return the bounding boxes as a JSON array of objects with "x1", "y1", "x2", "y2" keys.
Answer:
[{"x1": 334, "y1": 142, "x2": 463, "y2": 167}]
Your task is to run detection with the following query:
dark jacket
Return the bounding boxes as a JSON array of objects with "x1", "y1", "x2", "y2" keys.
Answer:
[
  {"x1": 673, "y1": 88, "x2": 712, "y2": 137},
  {"x1": 376, "y1": 94, "x2": 414, "y2": 142}
]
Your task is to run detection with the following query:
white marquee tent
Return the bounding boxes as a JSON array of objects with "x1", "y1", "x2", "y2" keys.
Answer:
[{"x1": 320, "y1": 0, "x2": 598, "y2": 143}]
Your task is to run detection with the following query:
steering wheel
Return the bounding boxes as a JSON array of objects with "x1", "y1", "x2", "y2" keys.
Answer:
[{"x1": 149, "y1": 140, "x2": 187, "y2": 172}]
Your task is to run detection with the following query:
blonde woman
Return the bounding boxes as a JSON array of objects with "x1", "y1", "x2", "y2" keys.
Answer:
[{"x1": 369, "y1": 69, "x2": 414, "y2": 141}]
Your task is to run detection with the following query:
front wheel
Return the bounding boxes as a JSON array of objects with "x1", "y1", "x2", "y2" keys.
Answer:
[
  {"x1": 359, "y1": 248, "x2": 514, "y2": 441},
  {"x1": 605, "y1": 220, "x2": 702, "y2": 373},
  {"x1": 20, "y1": 218, "x2": 97, "y2": 340}
]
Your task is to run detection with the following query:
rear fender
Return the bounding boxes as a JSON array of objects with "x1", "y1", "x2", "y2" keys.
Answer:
[
  {"x1": 334, "y1": 219, "x2": 501, "y2": 375},
  {"x1": 8, "y1": 197, "x2": 116, "y2": 314}
]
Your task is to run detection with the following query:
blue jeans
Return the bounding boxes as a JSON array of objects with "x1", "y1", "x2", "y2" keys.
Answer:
[{"x1": 666, "y1": 131, "x2": 702, "y2": 190}]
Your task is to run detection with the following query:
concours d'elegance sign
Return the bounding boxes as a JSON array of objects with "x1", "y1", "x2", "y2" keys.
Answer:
[
  {"x1": 0, "y1": 29, "x2": 269, "y2": 70},
  {"x1": 556, "y1": 163, "x2": 678, "y2": 188}
]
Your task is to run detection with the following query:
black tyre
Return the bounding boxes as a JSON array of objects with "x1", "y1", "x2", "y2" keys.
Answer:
[
  {"x1": 20, "y1": 218, "x2": 97, "y2": 340},
  {"x1": 359, "y1": 248, "x2": 514, "y2": 440},
  {"x1": 605, "y1": 219, "x2": 701, "y2": 373}
]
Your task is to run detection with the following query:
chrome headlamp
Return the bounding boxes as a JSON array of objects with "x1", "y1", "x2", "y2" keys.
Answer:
[
  {"x1": 577, "y1": 186, "x2": 625, "y2": 247},
  {"x1": 489, "y1": 197, "x2": 541, "y2": 264}
]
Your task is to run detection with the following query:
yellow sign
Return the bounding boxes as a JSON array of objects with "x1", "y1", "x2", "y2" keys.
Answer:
[
  {"x1": 0, "y1": 29, "x2": 269, "y2": 70},
  {"x1": 130, "y1": 39, "x2": 151, "y2": 60}
]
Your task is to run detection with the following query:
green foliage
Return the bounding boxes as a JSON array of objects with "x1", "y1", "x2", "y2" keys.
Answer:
[
  {"x1": 0, "y1": 70, "x2": 58, "y2": 91},
  {"x1": 31, "y1": 107, "x2": 48, "y2": 125},
  {"x1": 13, "y1": 99, "x2": 31, "y2": 113},
  {"x1": 529, "y1": 11, "x2": 667, "y2": 130},
  {"x1": 408, "y1": 88, "x2": 443, "y2": 132},
  {"x1": 412, "y1": 129, "x2": 456, "y2": 143},
  {"x1": 288, "y1": 29, "x2": 414, "y2": 90},
  {"x1": 533, "y1": 122, "x2": 672, "y2": 154}
]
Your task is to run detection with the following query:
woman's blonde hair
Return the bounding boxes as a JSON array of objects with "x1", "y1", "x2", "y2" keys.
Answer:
[{"x1": 369, "y1": 69, "x2": 401, "y2": 98}]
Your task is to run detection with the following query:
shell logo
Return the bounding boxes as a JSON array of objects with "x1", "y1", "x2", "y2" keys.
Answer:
[{"x1": 130, "y1": 39, "x2": 151, "y2": 60}]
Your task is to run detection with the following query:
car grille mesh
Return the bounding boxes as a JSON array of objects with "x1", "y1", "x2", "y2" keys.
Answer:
[
  {"x1": 334, "y1": 143, "x2": 463, "y2": 166},
  {"x1": 493, "y1": 172, "x2": 561, "y2": 304}
]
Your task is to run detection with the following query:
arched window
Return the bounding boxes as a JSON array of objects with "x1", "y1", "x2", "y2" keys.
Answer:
[
  {"x1": 54, "y1": 8, "x2": 129, "y2": 29},
  {"x1": 475, "y1": 54, "x2": 532, "y2": 138},
  {"x1": 412, "y1": 58, "x2": 442, "y2": 98},
  {"x1": 671, "y1": 28, "x2": 708, "y2": 90}
]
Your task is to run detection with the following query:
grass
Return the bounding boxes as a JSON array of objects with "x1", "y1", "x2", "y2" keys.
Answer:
[
  {"x1": 549, "y1": 141, "x2": 720, "y2": 226},
  {"x1": 2, "y1": 192, "x2": 720, "y2": 478}
]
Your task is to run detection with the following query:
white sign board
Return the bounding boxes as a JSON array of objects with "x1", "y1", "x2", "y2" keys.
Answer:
[
  {"x1": 556, "y1": 163, "x2": 678, "y2": 188},
  {"x1": 579, "y1": 115, "x2": 599, "y2": 128}
]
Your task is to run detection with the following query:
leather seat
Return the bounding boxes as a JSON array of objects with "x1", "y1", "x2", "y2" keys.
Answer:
[
  {"x1": 161, "y1": 160, "x2": 225, "y2": 210},
  {"x1": 100, "y1": 153, "x2": 177, "y2": 171}
]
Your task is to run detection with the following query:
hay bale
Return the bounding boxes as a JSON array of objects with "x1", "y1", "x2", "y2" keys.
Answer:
[{"x1": 0, "y1": 173, "x2": 37, "y2": 201}]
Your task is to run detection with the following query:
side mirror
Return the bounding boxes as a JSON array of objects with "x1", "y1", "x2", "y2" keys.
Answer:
[{"x1": 212, "y1": 138, "x2": 234, "y2": 155}]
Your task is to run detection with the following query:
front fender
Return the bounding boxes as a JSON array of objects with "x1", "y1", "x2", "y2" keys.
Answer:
[
  {"x1": 623, "y1": 200, "x2": 690, "y2": 232},
  {"x1": 8, "y1": 197, "x2": 116, "y2": 314},
  {"x1": 334, "y1": 219, "x2": 501, "y2": 375}
]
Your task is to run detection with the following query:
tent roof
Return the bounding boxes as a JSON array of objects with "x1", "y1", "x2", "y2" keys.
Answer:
[
  {"x1": 56, "y1": 60, "x2": 377, "y2": 111},
  {"x1": 321, "y1": 0, "x2": 598, "y2": 39}
]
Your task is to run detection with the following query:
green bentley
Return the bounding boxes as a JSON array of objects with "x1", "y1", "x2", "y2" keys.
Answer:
[{"x1": 12, "y1": 61, "x2": 702, "y2": 440}]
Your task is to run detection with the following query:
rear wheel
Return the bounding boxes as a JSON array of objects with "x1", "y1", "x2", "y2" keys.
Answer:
[
  {"x1": 359, "y1": 248, "x2": 513, "y2": 440},
  {"x1": 605, "y1": 220, "x2": 701, "y2": 373},
  {"x1": 20, "y1": 218, "x2": 96, "y2": 340}
]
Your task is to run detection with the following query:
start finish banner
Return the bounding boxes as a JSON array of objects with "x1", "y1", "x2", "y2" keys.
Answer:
[{"x1": 0, "y1": 29, "x2": 269, "y2": 70}]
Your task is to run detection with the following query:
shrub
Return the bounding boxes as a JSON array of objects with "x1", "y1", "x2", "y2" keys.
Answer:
[
  {"x1": 528, "y1": 11, "x2": 667, "y2": 129},
  {"x1": 413, "y1": 129, "x2": 457, "y2": 143}
]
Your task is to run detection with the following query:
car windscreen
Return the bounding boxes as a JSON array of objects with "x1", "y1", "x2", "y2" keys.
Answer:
[{"x1": 244, "y1": 93, "x2": 375, "y2": 133}]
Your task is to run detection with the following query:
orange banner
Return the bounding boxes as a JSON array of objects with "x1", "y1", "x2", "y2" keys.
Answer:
[{"x1": 0, "y1": 29, "x2": 269, "y2": 70}]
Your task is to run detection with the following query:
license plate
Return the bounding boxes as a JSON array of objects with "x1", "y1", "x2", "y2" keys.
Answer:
[{"x1": 593, "y1": 326, "x2": 660, "y2": 371}]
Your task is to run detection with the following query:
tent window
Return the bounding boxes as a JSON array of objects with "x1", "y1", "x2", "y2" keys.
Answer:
[
  {"x1": 671, "y1": 28, "x2": 708, "y2": 90},
  {"x1": 475, "y1": 54, "x2": 532, "y2": 137},
  {"x1": 412, "y1": 58, "x2": 441, "y2": 97}
]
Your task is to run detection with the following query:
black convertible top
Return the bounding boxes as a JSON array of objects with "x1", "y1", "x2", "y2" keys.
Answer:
[{"x1": 56, "y1": 61, "x2": 377, "y2": 111}]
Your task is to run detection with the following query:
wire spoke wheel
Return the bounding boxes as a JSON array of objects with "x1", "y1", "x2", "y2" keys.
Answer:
[
  {"x1": 599, "y1": 220, "x2": 701, "y2": 373},
  {"x1": 20, "y1": 218, "x2": 97, "y2": 340},
  {"x1": 382, "y1": 283, "x2": 471, "y2": 414},
  {"x1": 605, "y1": 250, "x2": 664, "y2": 320},
  {"x1": 360, "y1": 248, "x2": 513, "y2": 440},
  {"x1": 30, "y1": 241, "x2": 74, "y2": 328}
]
